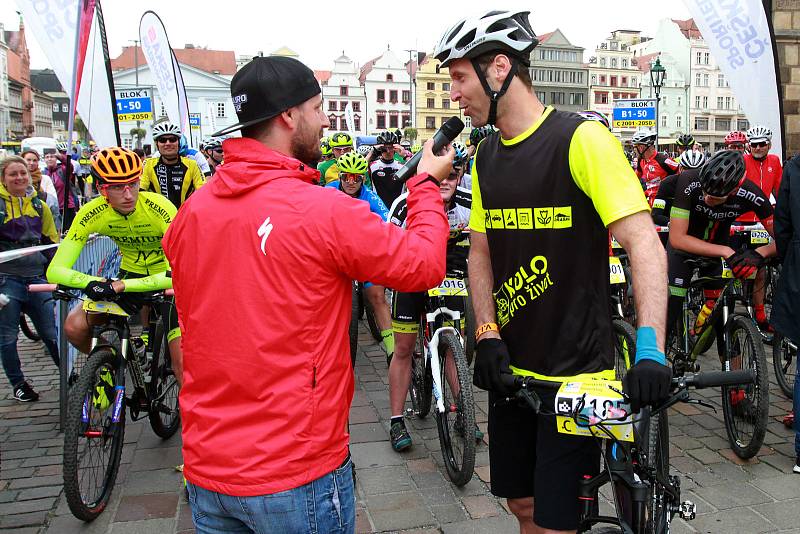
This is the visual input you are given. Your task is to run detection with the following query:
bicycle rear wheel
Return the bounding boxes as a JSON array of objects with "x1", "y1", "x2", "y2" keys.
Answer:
[
  {"x1": 773, "y1": 333, "x2": 796, "y2": 399},
  {"x1": 409, "y1": 331, "x2": 432, "y2": 418},
  {"x1": 612, "y1": 319, "x2": 636, "y2": 380},
  {"x1": 435, "y1": 331, "x2": 476, "y2": 486},
  {"x1": 19, "y1": 313, "x2": 40, "y2": 341},
  {"x1": 63, "y1": 349, "x2": 125, "y2": 521},
  {"x1": 349, "y1": 283, "x2": 359, "y2": 367},
  {"x1": 721, "y1": 315, "x2": 769, "y2": 459},
  {"x1": 148, "y1": 318, "x2": 181, "y2": 439}
]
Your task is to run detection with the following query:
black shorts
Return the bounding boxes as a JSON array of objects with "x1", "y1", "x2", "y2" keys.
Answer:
[
  {"x1": 116, "y1": 270, "x2": 179, "y2": 338},
  {"x1": 488, "y1": 388, "x2": 601, "y2": 531},
  {"x1": 666, "y1": 246, "x2": 724, "y2": 294},
  {"x1": 391, "y1": 291, "x2": 465, "y2": 333}
]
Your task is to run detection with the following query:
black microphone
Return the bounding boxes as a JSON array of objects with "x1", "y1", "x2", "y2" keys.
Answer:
[{"x1": 393, "y1": 116, "x2": 465, "y2": 183}]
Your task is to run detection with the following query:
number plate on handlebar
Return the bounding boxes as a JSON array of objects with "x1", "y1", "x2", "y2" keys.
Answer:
[
  {"x1": 609, "y1": 257, "x2": 626, "y2": 285},
  {"x1": 720, "y1": 258, "x2": 756, "y2": 280},
  {"x1": 427, "y1": 278, "x2": 468, "y2": 297},
  {"x1": 750, "y1": 230, "x2": 770, "y2": 244},
  {"x1": 82, "y1": 300, "x2": 130, "y2": 317},
  {"x1": 555, "y1": 380, "x2": 633, "y2": 442}
]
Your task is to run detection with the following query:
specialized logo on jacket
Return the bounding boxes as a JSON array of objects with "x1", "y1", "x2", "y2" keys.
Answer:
[
  {"x1": 493, "y1": 255, "x2": 555, "y2": 327},
  {"x1": 484, "y1": 206, "x2": 572, "y2": 230}
]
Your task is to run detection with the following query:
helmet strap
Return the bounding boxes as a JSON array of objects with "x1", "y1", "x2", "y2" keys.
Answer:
[{"x1": 470, "y1": 56, "x2": 520, "y2": 126}]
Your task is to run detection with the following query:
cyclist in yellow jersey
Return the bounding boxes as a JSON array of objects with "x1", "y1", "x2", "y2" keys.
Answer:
[
  {"x1": 140, "y1": 121, "x2": 205, "y2": 209},
  {"x1": 47, "y1": 147, "x2": 183, "y2": 383}
]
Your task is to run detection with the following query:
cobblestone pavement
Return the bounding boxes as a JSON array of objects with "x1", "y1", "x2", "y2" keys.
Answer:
[{"x1": 0, "y1": 322, "x2": 798, "y2": 533}]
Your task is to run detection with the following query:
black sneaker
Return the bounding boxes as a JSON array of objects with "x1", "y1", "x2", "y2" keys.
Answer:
[
  {"x1": 13, "y1": 381, "x2": 39, "y2": 402},
  {"x1": 390, "y1": 420, "x2": 412, "y2": 452}
]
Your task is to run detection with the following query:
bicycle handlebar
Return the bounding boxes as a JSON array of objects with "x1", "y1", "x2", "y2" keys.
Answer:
[{"x1": 27, "y1": 283, "x2": 174, "y2": 297}]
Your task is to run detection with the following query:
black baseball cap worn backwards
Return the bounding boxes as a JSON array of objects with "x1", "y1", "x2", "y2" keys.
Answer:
[{"x1": 213, "y1": 56, "x2": 322, "y2": 137}]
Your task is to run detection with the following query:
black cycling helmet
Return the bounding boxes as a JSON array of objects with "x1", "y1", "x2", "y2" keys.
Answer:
[
  {"x1": 376, "y1": 131, "x2": 399, "y2": 145},
  {"x1": 699, "y1": 150, "x2": 745, "y2": 197},
  {"x1": 676, "y1": 133, "x2": 695, "y2": 147},
  {"x1": 469, "y1": 125, "x2": 496, "y2": 146}
]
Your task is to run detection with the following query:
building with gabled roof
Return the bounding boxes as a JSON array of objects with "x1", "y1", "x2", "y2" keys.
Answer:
[
  {"x1": 321, "y1": 53, "x2": 366, "y2": 135},
  {"x1": 528, "y1": 28, "x2": 588, "y2": 113}
]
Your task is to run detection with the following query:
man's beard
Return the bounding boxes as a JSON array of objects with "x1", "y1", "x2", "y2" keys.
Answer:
[{"x1": 291, "y1": 126, "x2": 323, "y2": 168}]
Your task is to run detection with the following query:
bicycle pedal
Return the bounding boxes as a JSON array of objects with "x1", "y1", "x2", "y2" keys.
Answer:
[{"x1": 679, "y1": 501, "x2": 696, "y2": 520}]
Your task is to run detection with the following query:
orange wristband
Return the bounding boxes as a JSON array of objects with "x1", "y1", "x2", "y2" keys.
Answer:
[{"x1": 475, "y1": 322, "x2": 499, "y2": 340}]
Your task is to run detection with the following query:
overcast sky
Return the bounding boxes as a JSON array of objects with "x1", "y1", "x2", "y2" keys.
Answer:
[{"x1": 2, "y1": 2, "x2": 691, "y2": 71}]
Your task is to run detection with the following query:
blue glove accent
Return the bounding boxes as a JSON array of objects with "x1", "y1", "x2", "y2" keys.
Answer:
[{"x1": 635, "y1": 326, "x2": 666, "y2": 365}]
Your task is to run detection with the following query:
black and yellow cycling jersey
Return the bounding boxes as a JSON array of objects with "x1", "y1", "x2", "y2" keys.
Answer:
[
  {"x1": 141, "y1": 156, "x2": 205, "y2": 208},
  {"x1": 47, "y1": 191, "x2": 177, "y2": 291},
  {"x1": 471, "y1": 106, "x2": 648, "y2": 380}
]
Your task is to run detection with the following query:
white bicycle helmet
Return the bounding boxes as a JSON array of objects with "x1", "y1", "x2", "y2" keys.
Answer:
[
  {"x1": 680, "y1": 150, "x2": 706, "y2": 170},
  {"x1": 56, "y1": 141, "x2": 69, "y2": 152},
  {"x1": 631, "y1": 129, "x2": 657, "y2": 146},
  {"x1": 434, "y1": 10, "x2": 538, "y2": 126},
  {"x1": 152, "y1": 121, "x2": 182, "y2": 140},
  {"x1": 745, "y1": 125, "x2": 772, "y2": 144},
  {"x1": 356, "y1": 145, "x2": 372, "y2": 156}
]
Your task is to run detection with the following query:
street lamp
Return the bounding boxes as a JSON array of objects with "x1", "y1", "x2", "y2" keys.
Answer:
[{"x1": 650, "y1": 56, "x2": 666, "y2": 150}]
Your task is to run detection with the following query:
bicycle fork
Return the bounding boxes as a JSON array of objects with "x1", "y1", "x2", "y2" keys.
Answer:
[{"x1": 425, "y1": 326, "x2": 459, "y2": 415}]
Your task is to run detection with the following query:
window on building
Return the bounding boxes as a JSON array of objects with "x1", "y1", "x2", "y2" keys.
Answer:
[
  {"x1": 695, "y1": 72, "x2": 701, "y2": 86},
  {"x1": 340, "y1": 85, "x2": 348, "y2": 96},
  {"x1": 426, "y1": 97, "x2": 435, "y2": 108},
  {"x1": 340, "y1": 117, "x2": 348, "y2": 130},
  {"x1": 401, "y1": 113, "x2": 411, "y2": 127},
  {"x1": 549, "y1": 92, "x2": 564, "y2": 105},
  {"x1": 62, "y1": 103, "x2": 70, "y2": 113},
  {"x1": 52, "y1": 103, "x2": 59, "y2": 112},
  {"x1": 622, "y1": 59, "x2": 628, "y2": 68},
  {"x1": 464, "y1": 116, "x2": 472, "y2": 129},
  {"x1": 216, "y1": 102, "x2": 226, "y2": 117},
  {"x1": 427, "y1": 82, "x2": 435, "y2": 90},
  {"x1": 600, "y1": 75, "x2": 607, "y2": 85},
  {"x1": 704, "y1": 52, "x2": 710, "y2": 64},
  {"x1": 694, "y1": 117, "x2": 709, "y2": 131},
  {"x1": 329, "y1": 115, "x2": 337, "y2": 129},
  {"x1": 738, "y1": 119, "x2": 750, "y2": 130},
  {"x1": 662, "y1": 114, "x2": 668, "y2": 127},
  {"x1": 725, "y1": 97, "x2": 732, "y2": 109},
  {"x1": 536, "y1": 91, "x2": 546, "y2": 104},
  {"x1": 377, "y1": 89, "x2": 385, "y2": 102},
  {"x1": 352, "y1": 102, "x2": 361, "y2": 112},
  {"x1": 676, "y1": 114, "x2": 683, "y2": 128},
  {"x1": 354, "y1": 116, "x2": 361, "y2": 131},
  {"x1": 621, "y1": 76, "x2": 627, "y2": 86},
  {"x1": 702, "y1": 96, "x2": 708, "y2": 109},
  {"x1": 389, "y1": 90, "x2": 398, "y2": 103},
  {"x1": 610, "y1": 76, "x2": 618, "y2": 87},
  {"x1": 329, "y1": 101, "x2": 338, "y2": 111},
  {"x1": 441, "y1": 99, "x2": 450, "y2": 109},
  {"x1": 662, "y1": 96, "x2": 668, "y2": 106},
  {"x1": 123, "y1": 137, "x2": 133, "y2": 149},
  {"x1": 695, "y1": 96, "x2": 701, "y2": 108},
  {"x1": 389, "y1": 114, "x2": 398, "y2": 128},
  {"x1": 160, "y1": 103, "x2": 166, "y2": 117},
  {"x1": 386, "y1": 74, "x2": 393, "y2": 82},
  {"x1": 402, "y1": 90, "x2": 410, "y2": 104},
  {"x1": 442, "y1": 82, "x2": 450, "y2": 91},
  {"x1": 611, "y1": 58, "x2": 617, "y2": 68},
  {"x1": 426, "y1": 116, "x2": 436, "y2": 129},
  {"x1": 716, "y1": 118, "x2": 731, "y2": 132},
  {"x1": 716, "y1": 97, "x2": 724, "y2": 109},
  {"x1": 632, "y1": 77, "x2": 637, "y2": 86},
  {"x1": 677, "y1": 96, "x2": 682, "y2": 107},
  {"x1": 703, "y1": 74, "x2": 709, "y2": 86},
  {"x1": 600, "y1": 57, "x2": 606, "y2": 67},
  {"x1": 717, "y1": 74, "x2": 724, "y2": 87},
  {"x1": 696, "y1": 51, "x2": 702, "y2": 64},
  {"x1": 591, "y1": 75, "x2": 597, "y2": 85},
  {"x1": 595, "y1": 91, "x2": 608, "y2": 104},
  {"x1": 376, "y1": 113, "x2": 386, "y2": 129},
  {"x1": 569, "y1": 92, "x2": 584, "y2": 106}
]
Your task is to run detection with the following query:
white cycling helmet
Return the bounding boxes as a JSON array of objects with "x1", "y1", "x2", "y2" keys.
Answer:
[
  {"x1": 152, "y1": 121, "x2": 182, "y2": 140},
  {"x1": 631, "y1": 129, "x2": 657, "y2": 146},
  {"x1": 680, "y1": 149, "x2": 706, "y2": 170},
  {"x1": 745, "y1": 125, "x2": 772, "y2": 144},
  {"x1": 356, "y1": 145, "x2": 372, "y2": 156},
  {"x1": 56, "y1": 141, "x2": 69, "y2": 152}
]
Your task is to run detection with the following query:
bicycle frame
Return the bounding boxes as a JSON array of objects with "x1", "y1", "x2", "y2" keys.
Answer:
[{"x1": 422, "y1": 304, "x2": 463, "y2": 415}]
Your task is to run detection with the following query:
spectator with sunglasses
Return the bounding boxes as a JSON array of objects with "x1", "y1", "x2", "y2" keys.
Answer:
[{"x1": 141, "y1": 120, "x2": 206, "y2": 209}]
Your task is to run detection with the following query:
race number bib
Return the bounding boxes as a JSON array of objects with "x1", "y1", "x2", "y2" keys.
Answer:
[
  {"x1": 609, "y1": 257, "x2": 626, "y2": 285},
  {"x1": 427, "y1": 278, "x2": 468, "y2": 297},
  {"x1": 750, "y1": 229, "x2": 770, "y2": 245},
  {"x1": 610, "y1": 235, "x2": 623, "y2": 250},
  {"x1": 555, "y1": 380, "x2": 633, "y2": 442}
]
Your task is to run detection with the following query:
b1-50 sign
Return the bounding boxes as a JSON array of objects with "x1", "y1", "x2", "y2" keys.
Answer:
[
  {"x1": 115, "y1": 88, "x2": 154, "y2": 122},
  {"x1": 612, "y1": 98, "x2": 656, "y2": 129}
]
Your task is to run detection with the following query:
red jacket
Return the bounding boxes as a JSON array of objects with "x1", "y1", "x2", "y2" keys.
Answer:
[
  {"x1": 738, "y1": 153, "x2": 783, "y2": 222},
  {"x1": 636, "y1": 152, "x2": 678, "y2": 206},
  {"x1": 162, "y1": 137, "x2": 447, "y2": 497}
]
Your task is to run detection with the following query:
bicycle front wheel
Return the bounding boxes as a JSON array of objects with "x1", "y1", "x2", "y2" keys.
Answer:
[
  {"x1": 148, "y1": 318, "x2": 181, "y2": 439},
  {"x1": 19, "y1": 313, "x2": 40, "y2": 341},
  {"x1": 612, "y1": 319, "x2": 636, "y2": 380},
  {"x1": 721, "y1": 315, "x2": 769, "y2": 459},
  {"x1": 435, "y1": 331, "x2": 476, "y2": 486},
  {"x1": 409, "y1": 335, "x2": 432, "y2": 419},
  {"x1": 63, "y1": 348, "x2": 126, "y2": 521},
  {"x1": 773, "y1": 333, "x2": 796, "y2": 399},
  {"x1": 643, "y1": 409, "x2": 671, "y2": 534}
]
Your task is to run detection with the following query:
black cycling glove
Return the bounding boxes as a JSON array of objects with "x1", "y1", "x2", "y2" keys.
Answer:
[
  {"x1": 622, "y1": 359, "x2": 672, "y2": 413},
  {"x1": 473, "y1": 338, "x2": 514, "y2": 395},
  {"x1": 83, "y1": 280, "x2": 118, "y2": 301},
  {"x1": 726, "y1": 248, "x2": 765, "y2": 280}
]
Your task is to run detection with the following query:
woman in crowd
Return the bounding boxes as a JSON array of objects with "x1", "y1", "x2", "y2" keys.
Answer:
[
  {"x1": 21, "y1": 150, "x2": 61, "y2": 231},
  {"x1": 0, "y1": 156, "x2": 60, "y2": 402}
]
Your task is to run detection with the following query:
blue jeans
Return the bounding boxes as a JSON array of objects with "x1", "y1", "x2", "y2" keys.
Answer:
[
  {"x1": 187, "y1": 455, "x2": 355, "y2": 534},
  {"x1": 0, "y1": 275, "x2": 59, "y2": 388}
]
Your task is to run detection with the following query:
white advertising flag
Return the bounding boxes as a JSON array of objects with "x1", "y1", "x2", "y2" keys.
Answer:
[{"x1": 683, "y1": 0, "x2": 783, "y2": 156}]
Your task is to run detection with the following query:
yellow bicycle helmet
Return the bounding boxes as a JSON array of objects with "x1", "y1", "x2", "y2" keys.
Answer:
[
  {"x1": 320, "y1": 138, "x2": 332, "y2": 157},
  {"x1": 337, "y1": 152, "x2": 369, "y2": 175},
  {"x1": 329, "y1": 132, "x2": 354, "y2": 148},
  {"x1": 410, "y1": 143, "x2": 422, "y2": 154},
  {"x1": 90, "y1": 147, "x2": 142, "y2": 185}
]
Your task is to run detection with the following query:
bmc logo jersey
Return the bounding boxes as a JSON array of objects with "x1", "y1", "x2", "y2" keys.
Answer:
[
  {"x1": 670, "y1": 173, "x2": 773, "y2": 243},
  {"x1": 471, "y1": 107, "x2": 649, "y2": 379},
  {"x1": 637, "y1": 152, "x2": 678, "y2": 206}
]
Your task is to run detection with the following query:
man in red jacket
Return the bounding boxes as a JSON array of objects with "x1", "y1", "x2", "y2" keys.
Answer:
[{"x1": 162, "y1": 56, "x2": 453, "y2": 534}]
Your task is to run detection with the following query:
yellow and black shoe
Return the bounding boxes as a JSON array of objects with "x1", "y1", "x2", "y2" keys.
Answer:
[{"x1": 92, "y1": 368, "x2": 115, "y2": 412}]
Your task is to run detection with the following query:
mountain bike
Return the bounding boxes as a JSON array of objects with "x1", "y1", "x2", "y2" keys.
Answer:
[
  {"x1": 665, "y1": 257, "x2": 769, "y2": 459},
  {"x1": 32, "y1": 284, "x2": 180, "y2": 521},
  {"x1": 505, "y1": 369, "x2": 755, "y2": 533},
  {"x1": 773, "y1": 333, "x2": 796, "y2": 399},
  {"x1": 19, "y1": 312, "x2": 41, "y2": 341},
  {"x1": 407, "y1": 275, "x2": 476, "y2": 486},
  {"x1": 608, "y1": 243, "x2": 637, "y2": 380}
]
